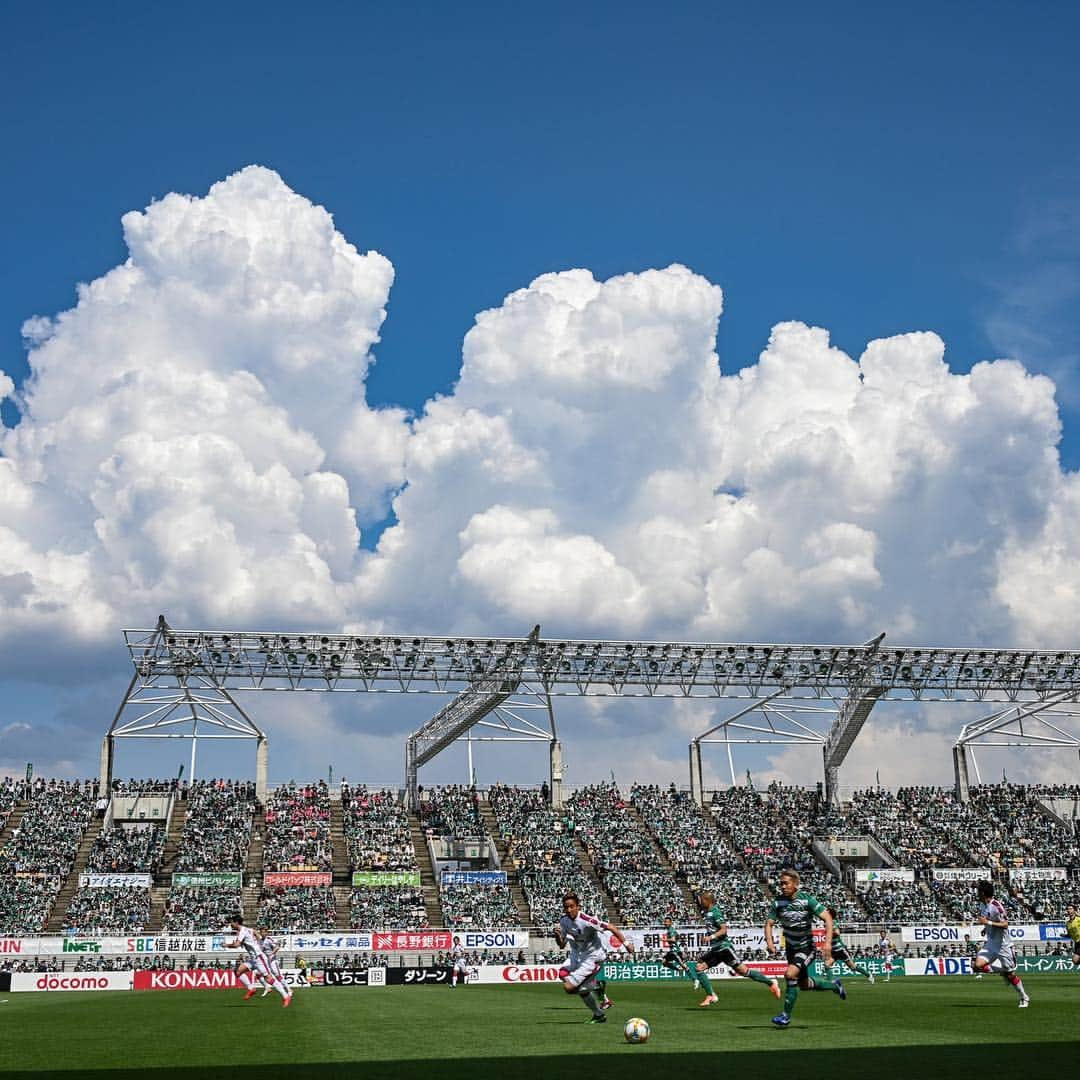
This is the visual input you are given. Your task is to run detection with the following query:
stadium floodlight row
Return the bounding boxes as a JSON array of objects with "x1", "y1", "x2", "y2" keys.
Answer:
[{"x1": 104, "y1": 617, "x2": 1080, "y2": 807}]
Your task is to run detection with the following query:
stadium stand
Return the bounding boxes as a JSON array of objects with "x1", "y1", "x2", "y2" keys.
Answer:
[
  {"x1": 487, "y1": 783, "x2": 606, "y2": 925},
  {"x1": 0, "y1": 779, "x2": 95, "y2": 933},
  {"x1": 567, "y1": 782, "x2": 694, "y2": 924},
  {"x1": 343, "y1": 783, "x2": 427, "y2": 929}
]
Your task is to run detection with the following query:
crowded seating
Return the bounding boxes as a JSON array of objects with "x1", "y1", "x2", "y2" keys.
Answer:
[
  {"x1": 86, "y1": 823, "x2": 165, "y2": 872},
  {"x1": 257, "y1": 885, "x2": 335, "y2": 929},
  {"x1": 567, "y1": 783, "x2": 694, "y2": 923},
  {"x1": 417, "y1": 785, "x2": 483, "y2": 837},
  {"x1": 342, "y1": 784, "x2": 416, "y2": 871},
  {"x1": 263, "y1": 781, "x2": 332, "y2": 871},
  {"x1": 487, "y1": 784, "x2": 605, "y2": 924},
  {"x1": 174, "y1": 780, "x2": 256, "y2": 872},
  {"x1": 0, "y1": 779, "x2": 96, "y2": 933},
  {"x1": 63, "y1": 887, "x2": 151, "y2": 933},
  {"x1": 439, "y1": 882, "x2": 518, "y2": 928},
  {"x1": 163, "y1": 886, "x2": 244, "y2": 931},
  {"x1": 350, "y1": 886, "x2": 428, "y2": 929}
]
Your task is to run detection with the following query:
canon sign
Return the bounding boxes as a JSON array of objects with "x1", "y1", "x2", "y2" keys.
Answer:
[{"x1": 499, "y1": 966, "x2": 564, "y2": 983}]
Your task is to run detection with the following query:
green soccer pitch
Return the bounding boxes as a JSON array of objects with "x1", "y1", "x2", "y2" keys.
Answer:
[{"x1": 2, "y1": 976, "x2": 1076, "y2": 1080}]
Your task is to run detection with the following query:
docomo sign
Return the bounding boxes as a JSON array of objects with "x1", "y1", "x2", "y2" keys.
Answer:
[{"x1": 11, "y1": 972, "x2": 133, "y2": 992}]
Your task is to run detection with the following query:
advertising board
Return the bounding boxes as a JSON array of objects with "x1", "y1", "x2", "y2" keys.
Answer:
[{"x1": 10, "y1": 972, "x2": 134, "y2": 992}]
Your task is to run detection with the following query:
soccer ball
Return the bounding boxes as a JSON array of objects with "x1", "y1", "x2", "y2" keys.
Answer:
[{"x1": 623, "y1": 1017, "x2": 650, "y2": 1044}]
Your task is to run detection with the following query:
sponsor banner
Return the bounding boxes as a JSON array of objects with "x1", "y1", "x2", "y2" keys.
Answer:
[
  {"x1": 352, "y1": 871, "x2": 421, "y2": 888},
  {"x1": 458, "y1": 930, "x2": 529, "y2": 950},
  {"x1": 324, "y1": 969, "x2": 372, "y2": 987},
  {"x1": 1009, "y1": 867, "x2": 1067, "y2": 882},
  {"x1": 389, "y1": 967, "x2": 451, "y2": 985},
  {"x1": 134, "y1": 968, "x2": 319, "y2": 991},
  {"x1": 78, "y1": 873, "x2": 153, "y2": 889},
  {"x1": 440, "y1": 871, "x2": 507, "y2": 886},
  {"x1": 373, "y1": 931, "x2": 453, "y2": 951},
  {"x1": 172, "y1": 872, "x2": 243, "y2": 888},
  {"x1": 11, "y1": 972, "x2": 134, "y2": 993},
  {"x1": 287, "y1": 932, "x2": 373, "y2": 952},
  {"x1": 854, "y1": 868, "x2": 915, "y2": 883},
  {"x1": 1040, "y1": 923, "x2": 1068, "y2": 941},
  {"x1": 811, "y1": 957, "x2": 900, "y2": 978},
  {"x1": 0, "y1": 939, "x2": 24, "y2": 954},
  {"x1": 905, "y1": 953, "x2": 1080, "y2": 977},
  {"x1": 930, "y1": 868, "x2": 990, "y2": 882},
  {"x1": 599, "y1": 960, "x2": 789, "y2": 982},
  {"x1": 902, "y1": 924, "x2": 1043, "y2": 944},
  {"x1": 625, "y1": 926, "x2": 824, "y2": 954},
  {"x1": 263, "y1": 872, "x2": 332, "y2": 888}
]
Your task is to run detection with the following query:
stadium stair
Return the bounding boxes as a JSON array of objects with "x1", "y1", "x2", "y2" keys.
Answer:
[
  {"x1": 46, "y1": 815, "x2": 103, "y2": 932},
  {"x1": 0, "y1": 799, "x2": 28, "y2": 848},
  {"x1": 625, "y1": 803, "x2": 699, "y2": 913},
  {"x1": 478, "y1": 797, "x2": 532, "y2": 927},
  {"x1": 407, "y1": 810, "x2": 445, "y2": 927},
  {"x1": 329, "y1": 795, "x2": 352, "y2": 925},
  {"x1": 570, "y1": 833, "x2": 620, "y2": 923},
  {"x1": 158, "y1": 797, "x2": 188, "y2": 881},
  {"x1": 242, "y1": 806, "x2": 265, "y2": 925}
]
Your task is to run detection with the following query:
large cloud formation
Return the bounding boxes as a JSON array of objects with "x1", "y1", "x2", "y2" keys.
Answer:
[{"x1": 2, "y1": 167, "x2": 1079, "y2": 779}]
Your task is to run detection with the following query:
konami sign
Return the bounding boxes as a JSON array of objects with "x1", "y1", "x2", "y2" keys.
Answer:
[{"x1": 135, "y1": 969, "x2": 238, "y2": 991}]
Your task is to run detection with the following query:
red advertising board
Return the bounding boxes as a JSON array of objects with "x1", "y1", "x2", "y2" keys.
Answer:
[
  {"x1": 135, "y1": 969, "x2": 239, "y2": 991},
  {"x1": 372, "y1": 931, "x2": 452, "y2": 951},
  {"x1": 263, "y1": 872, "x2": 332, "y2": 887}
]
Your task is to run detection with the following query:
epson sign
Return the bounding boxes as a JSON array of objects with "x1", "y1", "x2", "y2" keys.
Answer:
[
  {"x1": 911, "y1": 927, "x2": 962, "y2": 942},
  {"x1": 462, "y1": 932, "x2": 526, "y2": 949}
]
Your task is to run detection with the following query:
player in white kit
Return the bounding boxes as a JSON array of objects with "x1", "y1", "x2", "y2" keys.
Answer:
[
  {"x1": 971, "y1": 881, "x2": 1029, "y2": 1007},
  {"x1": 448, "y1": 936, "x2": 471, "y2": 988},
  {"x1": 553, "y1": 892, "x2": 633, "y2": 1024},
  {"x1": 257, "y1": 928, "x2": 286, "y2": 997},
  {"x1": 227, "y1": 916, "x2": 292, "y2": 1007},
  {"x1": 876, "y1": 929, "x2": 893, "y2": 981}
]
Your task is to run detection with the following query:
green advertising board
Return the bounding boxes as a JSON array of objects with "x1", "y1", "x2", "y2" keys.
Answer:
[
  {"x1": 351, "y1": 871, "x2": 422, "y2": 887},
  {"x1": 601, "y1": 957, "x2": 901, "y2": 982},
  {"x1": 173, "y1": 872, "x2": 243, "y2": 888}
]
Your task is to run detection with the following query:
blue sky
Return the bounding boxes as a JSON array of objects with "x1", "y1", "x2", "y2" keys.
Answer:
[{"x1": 1, "y1": 1, "x2": 1079, "y2": 787}]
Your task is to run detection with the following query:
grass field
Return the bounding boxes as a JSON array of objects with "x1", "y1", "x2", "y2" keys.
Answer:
[{"x1": 2, "y1": 975, "x2": 1077, "y2": 1080}]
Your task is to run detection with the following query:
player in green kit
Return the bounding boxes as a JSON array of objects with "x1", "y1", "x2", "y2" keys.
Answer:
[
  {"x1": 824, "y1": 906, "x2": 874, "y2": 982},
  {"x1": 660, "y1": 916, "x2": 700, "y2": 990},
  {"x1": 765, "y1": 869, "x2": 846, "y2": 1028},
  {"x1": 693, "y1": 890, "x2": 782, "y2": 1006}
]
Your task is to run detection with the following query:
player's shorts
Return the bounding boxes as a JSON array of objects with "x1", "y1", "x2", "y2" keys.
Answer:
[
  {"x1": 563, "y1": 951, "x2": 605, "y2": 989},
  {"x1": 699, "y1": 945, "x2": 742, "y2": 971},
  {"x1": 453, "y1": 959, "x2": 470, "y2": 974},
  {"x1": 829, "y1": 946, "x2": 850, "y2": 966},
  {"x1": 662, "y1": 950, "x2": 685, "y2": 968},
  {"x1": 784, "y1": 941, "x2": 816, "y2": 974},
  {"x1": 977, "y1": 939, "x2": 1015, "y2": 971}
]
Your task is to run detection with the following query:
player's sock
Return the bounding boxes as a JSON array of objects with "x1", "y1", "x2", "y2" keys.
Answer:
[
  {"x1": 1004, "y1": 973, "x2": 1025, "y2": 995},
  {"x1": 238, "y1": 971, "x2": 254, "y2": 990},
  {"x1": 697, "y1": 971, "x2": 715, "y2": 996},
  {"x1": 783, "y1": 980, "x2": 799, "y2": 1015},
  {"x1": 579, "y1": 988, "x2": 603, "y2": 1018},
  {"x1": 805, "y1": 977, "x2": 830, "y2": 991},
  {"x1": 743, "y1": 969, "x2": 774, "y2": 986},
  {"x1": 851, "y1": 964, "x2": 871, "y2": 978}
]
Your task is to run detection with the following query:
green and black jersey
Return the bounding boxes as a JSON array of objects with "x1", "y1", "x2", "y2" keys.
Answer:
[
  {"x1": 704, "y1": 904, "x2": 731, "y2": 950},
  {"x1": 768, "y1": 890, "x2": 826, "y2": 950},
  {"x1": 664, "y1": 927, "x2": 686, "y2": 958}
]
